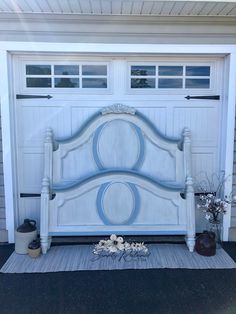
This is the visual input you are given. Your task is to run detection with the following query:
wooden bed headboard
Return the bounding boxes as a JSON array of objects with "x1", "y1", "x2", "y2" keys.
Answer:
[{"x1": 40, "y1": 104, "x2": 195, "y2": 253}]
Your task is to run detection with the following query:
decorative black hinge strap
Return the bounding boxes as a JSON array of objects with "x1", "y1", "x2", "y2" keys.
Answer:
[
  {"x1": 185, "y1": 95, "x2": 220, "y2": 100},
  {"x1": 20, "y1": 193, "x2": 56, "y2": 198},
  {"x1": 16, "y1": 94, "x2": 52, "y2": 99},
  {"x1": 20, "y1": 193, "x2": 41, "y2": 198}
]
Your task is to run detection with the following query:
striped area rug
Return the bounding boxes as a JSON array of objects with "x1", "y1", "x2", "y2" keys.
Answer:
[{"x1": 1, "y1": 244, "x2": 235, "y2": 273}]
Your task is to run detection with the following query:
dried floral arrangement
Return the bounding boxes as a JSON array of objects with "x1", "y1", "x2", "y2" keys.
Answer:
[
  {"x1": 195, "y1": 171, "x2": 235, "y2": 224},
  {"x1": 93, "y1": 234, "x2": 148, "y2": 255}
]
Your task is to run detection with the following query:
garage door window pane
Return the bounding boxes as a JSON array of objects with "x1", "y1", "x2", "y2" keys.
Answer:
[
  {"x1": 26, "y1": 78, "x2": 52, "y2": 88},
  {"x1": 55, "y1": 78, "x2": 79, "y2": 88},
  {"x1": 186, "y1": 66, "x2": 210, "y2": 76},
  {"x1": 26, "y1": 65, "x2": 51, "y2": 75},
  {"x1": 131, "y1": 66, "x2": 156, "y2": 76},
  {"x1": 82, "y1": 78, "x2": 107, "y2": 88},
  {"x1": 131, "y1": 78, "x2": 155, "y2": 88},
  {"x1": 82, "y1": 65, "x2": 107, "y2": 76},
  {"x1": 186, "y1": 79, "x2": 210, "y2": 89},
  {"x1": 158, "y1": 78, "x2": 182, "y2": 89},
  {"x1": 54, "y1": 65, "x2": 79, "y2": 75},
  {"x1": 159, "y1": 66, "x2": 183, "y2": 76}
]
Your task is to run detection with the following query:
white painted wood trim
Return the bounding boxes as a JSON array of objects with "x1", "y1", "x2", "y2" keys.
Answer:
[
  {"x1": 222, "y1": 53, "x2": 236, "y2": 241},
  {"x1": 0, "y1": 50, "x2": 15, "y2": 243},
  {"x1": 1, "y1": 42, "x2": 236, "y2": 54}
]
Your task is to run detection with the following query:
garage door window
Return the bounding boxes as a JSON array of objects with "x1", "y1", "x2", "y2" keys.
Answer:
[
  {"x1": 131, "y1": 65, "x2": 156, "y2": 88},
  {"x1": 26, "y1": 65, "x2": 52, "y2": 88},
  {"x1": 54, "y1": 65, "x2": 80, "y2": 88},
  {"x1": 129, "y1": 64, "x2": 211, "y2": 90},
  {"x1": 25, "y1": 63, "x2": 108, "y2": 89}
]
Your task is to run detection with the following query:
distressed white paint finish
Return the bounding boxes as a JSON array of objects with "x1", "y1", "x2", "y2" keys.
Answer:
[
  {"x1": 135, "y1": 186, "x2": 182, "y2": 225},
  {"x1": 102, "y1": 182, "x2": 134, "y2": 224},
  {"x1": 54, "y1": 183, "x2": 184, "y2": 227},
  {"x1": 1, "y1": 1, "x2": 236, "y2": 16},
  {"x1": 60, "y1": 138, "x2": 97, "y2": 183},
  {"x1": 57, "y1": 188, "x2": 100, "y2": 225},
  {"x1": 40, "y1": 177, "x2": 50, "y2": 253},
  {"x1": 141, "y1": 139, "x2": 185, "y2": 184},
  {"x1": 96, "y1": 120, "x2": 141, "y2": 169},
  {"x1": 53, "y1": 112, "x2": 186, "y2": 183},
  {"x1": 39, "y1": 109, "x2": 196, "y2": 253}
]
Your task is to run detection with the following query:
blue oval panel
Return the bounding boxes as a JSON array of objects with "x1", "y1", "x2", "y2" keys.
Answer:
[
  {"x1": 93, "y1": 120, "x2": 144, "y2": 170},
  {"x1": 97, "y1": 182, "x2": 139, "y2": 225}
]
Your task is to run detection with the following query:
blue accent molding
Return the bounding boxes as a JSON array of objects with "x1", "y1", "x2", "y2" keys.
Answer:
[
  {"x1": 92, "y1": 124, "x2": 104, "y2": 170},
  {"x1": 96, "y1": 182, "x2": 140, "y2": 225},
  {"x1": 52, "y1": 169, "x2": 184, "y2": 193},
  {"x1": 92, "y1": 120, "x2": 145, "y2": 171}
]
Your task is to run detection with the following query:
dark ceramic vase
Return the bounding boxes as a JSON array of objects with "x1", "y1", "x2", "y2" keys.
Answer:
[
  {"x1": 195, "y1": 231, "x2": 216, "y2": 256},
  {"x1": 17, "y1": 219, "x2": 36, "y2": 233},
  {"x1": 28, "y1": 239, "x2": 40, "y2": 250}
]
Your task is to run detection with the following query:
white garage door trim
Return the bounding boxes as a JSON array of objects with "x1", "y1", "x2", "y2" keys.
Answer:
[{"x1": 0, "y1": 44, "x2": 235, "y2": 242}]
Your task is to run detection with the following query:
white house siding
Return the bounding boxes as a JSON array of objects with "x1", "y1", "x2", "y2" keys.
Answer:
[
  {"x1": 229, "y1": 122, "x2": 236, "y2": 239},
  {"x1": 0, "y1": 14, "x2": 236, "y2": 45},
  {"x1": 0, "y1": 110, "x2": 7, "y2": 242}
]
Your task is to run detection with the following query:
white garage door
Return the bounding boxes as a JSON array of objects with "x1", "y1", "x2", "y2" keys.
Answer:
[{"x1": 13, "y1": 55, "x2": 223, "y2": 232}]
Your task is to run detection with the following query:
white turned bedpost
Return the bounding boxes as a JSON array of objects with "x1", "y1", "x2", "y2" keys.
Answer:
[
  {"x1": 40, "y1": 177, "x2": 50, "y2": 254},
  {"x1": 40, "y1": 128, "x2": 53, "y2": 253},
  {"x1": 183, "y1": 128, "x2": 196, "y2": 252},
  {"x1": 44, "y1": 128, "x2": 53, "y2": 190},
  {"x1": 185, "y1": 177, "x2": 196, "y2": 252}
]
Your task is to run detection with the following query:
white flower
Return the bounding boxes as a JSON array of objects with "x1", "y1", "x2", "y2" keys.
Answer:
[
  {"x1": 98, "y1": 240, "x2": 106, "y2": 247},
  {"x1": 109, "y1": 234, "x2": 124, "y2": 251},
  {"x1": 117, "y1": 236, "x2": 124, "y2": 243},
  {"x1": 223, "y1": 203, "x2": 228, "y2": 209},
  {"x1": 124, "y1": 242, "x2": 131, "y2": 250},
  {"x1": 110, "y1": 234, "x2": 117, "y2": 241},
  {"x1": 205, "y1": 214, "x2": 211, "y2": 220}
]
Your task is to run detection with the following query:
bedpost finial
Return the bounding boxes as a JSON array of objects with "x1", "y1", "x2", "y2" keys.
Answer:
[
  {"x1": 186, "y1": 176, "x2": 193, "y2": 185},
  {"x1": 45, "y1": 128, "x2": 53, "y2": 143},
  {"x1": 183, "y1": 127, "x2": 191, "y2": 138}
]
